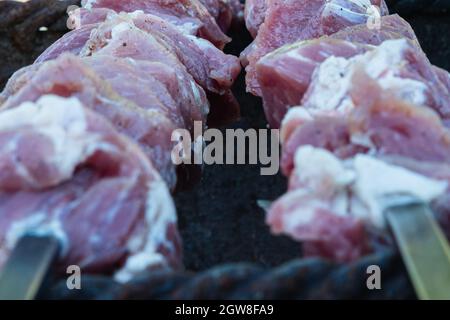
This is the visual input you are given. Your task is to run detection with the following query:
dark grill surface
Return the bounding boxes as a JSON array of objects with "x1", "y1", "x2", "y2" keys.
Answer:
[{"x1": 0, "y1": 0, "x2": 448, "y2": 299}]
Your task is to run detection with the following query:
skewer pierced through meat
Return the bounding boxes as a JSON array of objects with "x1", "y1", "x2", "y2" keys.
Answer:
[
  {"x1": 269, "y1": 68, "x2": 450, "y2": 261},
  {"x1": 0, "y1": 95, "x2": 182, "y2": 282}
]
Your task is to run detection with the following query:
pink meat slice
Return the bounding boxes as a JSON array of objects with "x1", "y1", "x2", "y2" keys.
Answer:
[
  {"x1": 270, "y1": 70, "x2": 450, "y2": 262},
  {"x1": 349, "y1": 71, "x2": 450, "y2": 163},
  {"x1": 244, "y1": 0, "x2": 267, "y2": 38},
  {"x1": 78, "y1": 14, "x2": 243, "y2": 126},
  {"x1": 1, "y1": 54, "x2": 180, "y2": 190},
  {"x1": 35, "y1": 24, "x2": 97, "y2": 63},
  {"x1": 242, "y1": 0, "x2": 389, "y2": 96},
  {"x1": 127, "y1": 10, "x2": 241, "y2": 122},
  {"x1": 127, "y1": 12, "x2": 241, "y2": 94},
  {"x1": 0, "y1": 95, "x2": 182, "y2": 281},
  {"x1": 330, "y1": 14, "x2": 419, "y2": 46},
  {"x1": 255, "y1": 14, "x2": 418, "y2": 128},
  {"x1": 79, "y1": 16, "x2": 210, "y2": 114},
  {"x1": 72, "y1": 6, "x2": 201, "y2": 35},
  {"x1": 85, "y1": 55, "x2": 207, "y2": 130},
  {"x1": 81, "y1": 0, "x2": 231, "y2": 49},
  {"x1": 2, "y1": 60, "x2": 184, "y2": 125}
]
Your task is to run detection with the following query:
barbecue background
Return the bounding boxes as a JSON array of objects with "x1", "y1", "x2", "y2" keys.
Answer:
[{"x1": 0, "y1": 0, "x2": 448, "y2": 299}]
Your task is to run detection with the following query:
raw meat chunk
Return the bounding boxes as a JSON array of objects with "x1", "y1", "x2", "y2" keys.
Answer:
[
  {"x1": 116, "y1": 12, "x2": 241, "y2": 94},
  {"x1": 268, "y1": 146, "x2": 448, "y2": 262},
  {"x1": 1, "y1": 54, "x2": 182, "y2": 189},
  {"x1": 281, "y1": 64, "x2": 450, "y2": 176},
  {"x1": 0, "y1": 95, "x2": 182, "y2": 282},
  {"x1": 256, "y1": 39, "x2": 370, "y2": 128}
]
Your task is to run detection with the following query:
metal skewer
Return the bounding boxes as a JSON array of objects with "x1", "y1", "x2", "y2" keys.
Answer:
[
  {"x1": 0, "y1": 235, "x2": 60, "y2": 300},
  {"x1": 384, "y1": 196, "x2": 450, "y2": 300}
]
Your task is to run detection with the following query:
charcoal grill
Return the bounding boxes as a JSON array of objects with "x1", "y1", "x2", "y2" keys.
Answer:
[{"x1": 0, "y1": 0, "x2": 448, "y2": 300}]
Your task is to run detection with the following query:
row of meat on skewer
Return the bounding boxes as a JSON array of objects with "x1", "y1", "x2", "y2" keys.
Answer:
[
  {"x1": 0, "y1": 0, "x2": 243, "y2": 282},
  {"x1": 243, "y1": 0, "x2": 450, "y2": 261}
]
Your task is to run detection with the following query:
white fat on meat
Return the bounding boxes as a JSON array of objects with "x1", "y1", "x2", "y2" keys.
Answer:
[
  {"x1": 280, "y1": 147, "x2": 354, "y2": 232},
  {"x1": 114, "y1": 179, "x2": 177, "y2": 283},
  {"x1": 81, "y1": 0, "x2": 96, "y2": 10},
  {"x1": 0, "y1": 94, "x2": 102, "y2": 257},
  {"x1": 280, "y1": 107, "x2": 314, "y2": 143},
  {"x1": 305, "y1": 56, "x2": 355, "y2": 112},
  {"x1": 291, "y1": 146, "x2": 447, "y2": 229},
  {"x1": 0, "y1": 95, "x2": 109, "y2": 188},
  {"x1": 351, "y1": 155, "x2": 448, "y2": 228},
  {"x1": 110, "y1": 21, "x2": 135, "y2": 39},
  {"x1": 305, "y1": 39, "x2": 428, "y2": 112},
  {"x1": 322, "y1": 0, "x2": 375, "y2": 25},
  {"x1": 293, "y1": 145, "x2": 355, "y2": 191},
  {"x1": 5, "y1": 213, "x2": 69, "y2": 256}
]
